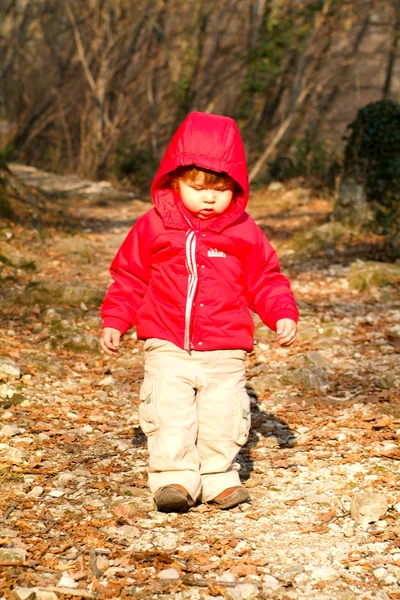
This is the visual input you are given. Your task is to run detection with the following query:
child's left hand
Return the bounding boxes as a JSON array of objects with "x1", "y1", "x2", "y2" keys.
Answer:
[{"x1": 276, "y1": 318, "x2": 297, "y2": 346}]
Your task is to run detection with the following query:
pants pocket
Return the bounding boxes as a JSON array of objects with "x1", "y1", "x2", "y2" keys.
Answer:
[
  {"x1": 143, "y1": 338, "x2": 171, "y2": 352},
  {"x1": 138, "y1": 376, "x2": 160, "y2": 435},
  {"x1": 234, "y1": 390, "x2": 251, "y2": 446}
]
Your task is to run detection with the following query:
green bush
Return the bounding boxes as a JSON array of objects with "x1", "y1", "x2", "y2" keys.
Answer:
[{"x1": 343, "y1": 100, "x2": 400, "y2": 237}]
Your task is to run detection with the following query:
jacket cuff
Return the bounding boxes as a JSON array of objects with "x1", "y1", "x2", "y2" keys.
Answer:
[
  {"x1": 102, "y1": 317, "x2": 131, "y2": 335},
  {"x1": 270, "y1": 308, "x2": 299, "y2": 331}
]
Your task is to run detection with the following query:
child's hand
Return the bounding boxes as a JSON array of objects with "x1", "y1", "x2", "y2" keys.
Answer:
[
  {"x1": 100, "y1": 327, "x2": 121, "y2": 355},
  {"x1": 276, "y1": 318, "x2": 297, "y2": 346}
]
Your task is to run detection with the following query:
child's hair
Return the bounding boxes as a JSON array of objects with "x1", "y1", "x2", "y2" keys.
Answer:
[{"x1": 170, "y1": 165, "x2": 234, "y2": 189}]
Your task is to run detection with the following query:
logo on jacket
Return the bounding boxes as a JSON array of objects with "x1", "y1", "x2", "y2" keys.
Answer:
[{"x1": 207, "y1": 248, "x2": 226, "y2": 258}]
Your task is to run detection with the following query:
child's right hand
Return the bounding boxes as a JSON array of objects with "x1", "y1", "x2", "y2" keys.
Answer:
[{"x1": 100, "y1": 327, "x2": 121, "y2": 356}]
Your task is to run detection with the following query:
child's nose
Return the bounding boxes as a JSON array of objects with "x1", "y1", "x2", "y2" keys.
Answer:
[{"x1": 203, "y1": 189, "x2": 216, "y2": 202}]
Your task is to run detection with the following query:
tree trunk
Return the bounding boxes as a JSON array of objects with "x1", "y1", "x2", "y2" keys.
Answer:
[{"x1": 382, "y1": 0, "x2": 400, "y2": 99}]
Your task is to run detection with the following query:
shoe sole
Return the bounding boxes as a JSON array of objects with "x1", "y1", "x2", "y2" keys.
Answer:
[
  {"x1": 154, "y1": 487, "x2": 194, "y2": 513},
  {"x1": 209, "y1": 487, "x2": 250, "y2": 510}
]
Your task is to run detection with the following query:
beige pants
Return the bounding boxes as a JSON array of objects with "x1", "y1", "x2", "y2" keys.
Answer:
[{"x1": 138, "y1": 338, "x2": 251, "y2": 502}]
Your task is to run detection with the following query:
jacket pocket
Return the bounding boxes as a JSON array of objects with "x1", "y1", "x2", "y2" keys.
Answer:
[
  {"x1": 234, "y1": 390, "x2": 251, "y2": 446},
  {"x1": 138, "y1": 376, "x2": 159, "y2": 435}
]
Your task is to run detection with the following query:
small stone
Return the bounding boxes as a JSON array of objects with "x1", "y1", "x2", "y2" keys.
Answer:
[
  {"x1": 26, "y1": 486, "x2": 44, "y2": 499},
  {"x1": 97, "y1": 375, "x2": 114, "y2": 387},
  {"x1": 350, "y1": 488, "x2": 388, "y2": 525},
  {"x1": 105, "y1": 525, "x2": 140, "y2": 539},
  {"x1": 56, "y1": 472, "x2": 78, "y2": 488},
  {"x1": 157, "y1": 568, "x2": 180, "y2": 580},
  {"x1": 304, "y1": 494, "x2": 331, "y2": 504},
  {"x1": 375, "y1": 519, "x2": 387, "y2": 529},
  {"x1": 394, "y1": 502, "x2": 400, "y2": 513},
  {"x1": 159, "y1": 534, "x2": 178, "y2": 551},
  {"x1": 262, "y1": 574, "x2": 280, "y2": 590},
  {"x1": 11, "y1": 588, "x2": 36, "y2": 600},
  {"x1": 374, "y1": 374, "x2": 395, "y2": 389},
  {"x1": 0, "y1": 527, "x2": 18, "y2": 537},
  {"x1": 227, "y1": 583, "x2": 260, "y2": 600},
  {"x1": 338, "y1": 591, "x2": 357, "y2": 600},
  {"x1": 283, "y1": 365, "x2": 329, "y2": 389},
  {"x1": 373, "y1": 567, "x2": 388, "y2": 580},
  {"x1": 0, "y1": 444, "x2": 26, "y2": 464},
  {"x1": 0, "y1": 424, "x2": 23, "y2": 438},
  {"x1": 35, "y1": 592, "x2": 58, "y2": 600},
  {"x1": 17, "y1": 437, "x2": 34, "y2": 445},
  {"x1": 57, "y1": 574, "x2": 79, "y2": 588},
  {"x1": 281, "y1": 565, "x2": 305, "y2": 580},
  {"x1": 268, "y1": 181, "x2": 284, "y2": 191},
  {"x1": 311, "y1": 566, "x2": 339, "y2": 581},
  {"x1": 220, "y1": 573, "x2": 236, "y2": 582},
  {"x1": 0, "y1": 548, "x2": 26, "y2": 562},
  {"x1": 304, "y1": 351, "x2": 332, "y2": 370},
  {"x1": 0, "y1": 357, "x2": 21, "y2": 380},
  {"x1": 48, "y1": 490, "x2": 64, "y2": 498}
]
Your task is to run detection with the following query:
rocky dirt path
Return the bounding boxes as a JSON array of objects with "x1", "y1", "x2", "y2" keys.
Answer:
[{"x1": 0, "y1": 167, "x2": 399, "y2": 600}]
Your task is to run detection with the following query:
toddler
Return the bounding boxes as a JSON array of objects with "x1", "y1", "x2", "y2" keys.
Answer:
[{"x1": 100, "y1": 112, "x2": 298, "y2": 512}]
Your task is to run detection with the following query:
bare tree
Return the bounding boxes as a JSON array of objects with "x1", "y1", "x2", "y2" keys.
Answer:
[{"x1": 383, "y1": 0, "x2": 400, "y2": 99}]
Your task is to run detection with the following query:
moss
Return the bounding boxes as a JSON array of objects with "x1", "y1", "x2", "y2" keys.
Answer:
[
  {"x1": 291, "y1": 222, "x2": 349, "y2": 254},
  {"x1": 348, "y1": 260, "x2": 400, "y2": 291}
]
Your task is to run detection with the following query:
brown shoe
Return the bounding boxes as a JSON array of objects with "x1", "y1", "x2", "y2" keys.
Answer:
[
  {"x1": 154, "y1": 484, "x2": 194, "y2": 513},
  {"x1": 209, "y1": 486, "x2": 250, "y2": 510}
]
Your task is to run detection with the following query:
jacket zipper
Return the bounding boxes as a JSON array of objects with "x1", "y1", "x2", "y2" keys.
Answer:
[{"x1": 184, "y1": 227, "x2": 198, "y2": 350}]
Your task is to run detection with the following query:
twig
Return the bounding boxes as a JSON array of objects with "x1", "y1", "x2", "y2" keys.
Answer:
[
  {"x1": 4, "y1": 504, "x2": 17, "y2": 518},
  {"x1": 36, "y1": 586, "x2": 94, "y2": 598},
  {"x1": 180, "y1": 577, "x2": 262, "y2": 589},
  {"x1": 89, "y1": 547, "x2": 103, "y2": 579}
]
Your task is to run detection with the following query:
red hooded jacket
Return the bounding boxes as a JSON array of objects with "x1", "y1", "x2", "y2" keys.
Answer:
[{"x1": 101, "y1": 112, "x2": 298, "y2": 351}]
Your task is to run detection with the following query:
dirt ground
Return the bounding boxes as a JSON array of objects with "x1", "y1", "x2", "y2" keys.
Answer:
[{"x1": 0, "y1": 166, "x2": 399, "y2": 600}]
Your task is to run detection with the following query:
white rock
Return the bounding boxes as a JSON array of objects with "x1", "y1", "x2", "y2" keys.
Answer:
[
  {"x1": 48, "y1": 490, "x2": 64, "y2": 498},
  {"x1": 159, "y1": 534, "x2": 178, "y2": 551},
  {"x1": 268, "y1": 182, "x2": 284, "y2": 191},
  {"x1": 0, "y1": 424, "x2": 22, "y2": 437},
  {"x1": 36, "y1": 591, "x2": 58, "y2": 600},
  {"x1": 57, "y1": 574, "x2": 79, "y2": 588},
  {"x1": 105, "y1": 525, "x2": 140, "y2": 539},
  {"x1": 26, "y1": 486, "x2": 44, "y2": 499},
  {"x1": 157, "y1": 568, "x2": 180, "y2": 580},
  {"x1": 16, "y1": 437, "x2": 33, "y2": 445},
  {"x1": 0, "y1": 357, "x2": 20, "y2": 380},
  {"x1": 350, "y1": 488, "x2": 388, "y2": 525},
  {"x1": 11, "y1": 587, "x2": 36, "y2": 600},
  {"x1": 56, "y1": 472, "x2": 78, "y2": 487},
  {"x1": 98, "y1": 375, "x2": 114, "y2": 387},
  {"x1": 0, "y1": 444, "x2": 26, "y2": 464},
  {"x1": 311, "y1": 566, "x2": 339, "y2": 581},
  {"x1": 227, "y1": 583, "x2": 259, "y2": 600},
  {"x1": 373, "y1": 567, "x2": 388, "y2": 580},
  {"x1": 220, "y1": 573, "x2": 236, "y2": 582},
  {"x1": 262, "y1": 574, "x2": 280, "y2": 590},
  {"x1": 0, "y1": 548, "x2": 26, "y2": 562}
]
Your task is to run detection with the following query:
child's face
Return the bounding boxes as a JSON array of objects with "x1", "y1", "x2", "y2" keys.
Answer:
[{"x1": 177, "y1": 173, "x2": 234, "y2": 220}]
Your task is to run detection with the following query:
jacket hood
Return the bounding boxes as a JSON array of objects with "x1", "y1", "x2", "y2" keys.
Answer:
[{"x1": 150, "y1": 112, "x2": 249, "y2": 230}]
